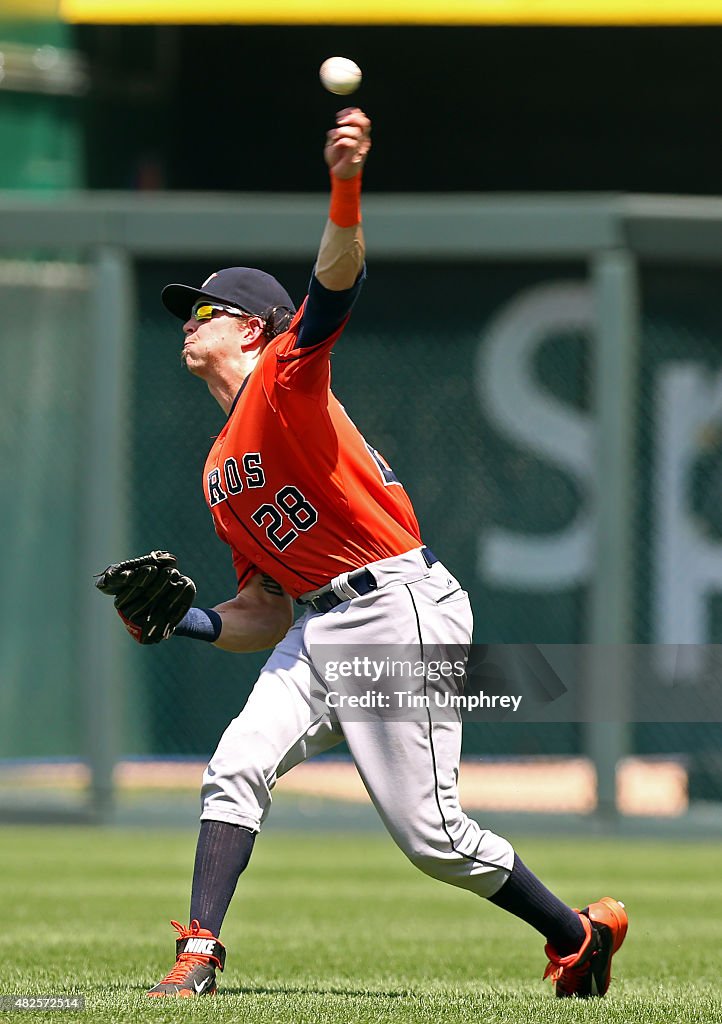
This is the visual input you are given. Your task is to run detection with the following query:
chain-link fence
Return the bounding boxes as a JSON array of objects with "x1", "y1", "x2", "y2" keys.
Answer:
[
  {"x1": 636, "y1": 266, "x2": 722, "y2": 800},
  {"x1": 0, "y1": 256, "x2": 96, "y2": 817}
]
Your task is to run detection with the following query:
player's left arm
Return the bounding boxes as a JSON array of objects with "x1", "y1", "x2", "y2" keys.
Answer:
[
  {"x1": 210, "y1": 572, "x2": 294, "y2": 653},
  {"x1": 294, "y1": 108, "x2": 371, "y2": 348}
]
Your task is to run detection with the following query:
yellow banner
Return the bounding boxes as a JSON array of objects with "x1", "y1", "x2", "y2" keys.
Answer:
[{"x1": 57, "y1": 0, "x2": 722, "y2": 26}]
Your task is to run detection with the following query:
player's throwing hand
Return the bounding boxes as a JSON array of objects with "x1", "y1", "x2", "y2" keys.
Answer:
[{"x1": 324, "y1": 108, "x2": 371, "y2": 179}]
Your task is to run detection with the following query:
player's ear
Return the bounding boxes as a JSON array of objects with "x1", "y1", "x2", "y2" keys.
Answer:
[{"x1": 238, "y1": 316, "x2": 266, "y2": 353}]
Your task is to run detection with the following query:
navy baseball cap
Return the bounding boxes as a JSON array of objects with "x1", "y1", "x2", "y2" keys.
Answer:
[{"x1": 161, "y1": 267, "x2": 296, "y2": 322}]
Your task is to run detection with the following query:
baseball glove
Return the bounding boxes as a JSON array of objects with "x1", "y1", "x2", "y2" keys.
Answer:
[{"x1": 95, "y1": 550, "x2": 196, "y2": 644}]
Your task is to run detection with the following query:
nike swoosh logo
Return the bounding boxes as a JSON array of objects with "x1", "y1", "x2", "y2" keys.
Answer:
[{"x1": 194, "y1": 977, "x2": 211, "y2": 994}]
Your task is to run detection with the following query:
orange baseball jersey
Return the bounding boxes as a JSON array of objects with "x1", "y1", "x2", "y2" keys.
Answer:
[{"x1": 203, "y1": 300, "x2": 422, "y2": 598}]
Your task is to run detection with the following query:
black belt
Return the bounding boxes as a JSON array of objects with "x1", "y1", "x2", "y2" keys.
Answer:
[{"x1": 300, "y1": 547, "x2": 438, "y2": 614}]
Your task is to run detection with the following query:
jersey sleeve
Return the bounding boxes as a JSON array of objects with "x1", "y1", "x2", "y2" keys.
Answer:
[
  {"x1": 272, "y1": 268, "x2": 365, "y2": 394},
  {"x1": 231, "y1": 546, "x2": 258, "y2": 593},
  {"x1": 297, "y1": 267, "x2": 365, "y2": 347}
]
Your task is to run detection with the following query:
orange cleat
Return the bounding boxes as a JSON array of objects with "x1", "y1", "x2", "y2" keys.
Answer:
[
  {"x1": 146, "y1": 919, "x2": 225, "y2": 997},
  {"x1": 543, "y1": 897, "x2": 628, "y2": 998}
]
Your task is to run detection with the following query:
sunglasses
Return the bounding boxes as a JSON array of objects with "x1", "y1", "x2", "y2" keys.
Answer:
[{"x1": 191, "y1": 300, "x2": 250, "y2": 322}]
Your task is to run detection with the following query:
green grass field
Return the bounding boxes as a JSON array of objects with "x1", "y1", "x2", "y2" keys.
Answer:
[{"x1": 1, "y1": 825, "x2": 720, "y2": 1023}]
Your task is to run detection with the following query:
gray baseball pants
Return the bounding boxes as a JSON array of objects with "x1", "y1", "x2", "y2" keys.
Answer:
[{"x1": 201, "y1": 547, "x2": 514, "y2": 898}]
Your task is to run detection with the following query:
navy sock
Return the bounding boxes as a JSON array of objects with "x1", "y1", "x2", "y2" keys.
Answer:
[
  {"x1": 189, "y1": 820, "x2": 256, "y2": 937},
  {"x1": 488, "y1": 854, "x2": 586, "y2": 955}
]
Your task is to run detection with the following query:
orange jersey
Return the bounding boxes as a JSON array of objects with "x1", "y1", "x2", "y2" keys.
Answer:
[{"x1": 203, "y1": 301, "x2": 422, "y2": 598}]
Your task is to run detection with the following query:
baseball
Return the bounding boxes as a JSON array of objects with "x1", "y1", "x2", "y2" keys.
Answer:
[{"x1": 319, "y1": 56, "x2": 362, "y2": 96}]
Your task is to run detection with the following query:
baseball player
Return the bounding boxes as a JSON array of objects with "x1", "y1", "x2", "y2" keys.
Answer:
[{"x1": 96, "y1": 108, "x2": 627, "y2": 999}]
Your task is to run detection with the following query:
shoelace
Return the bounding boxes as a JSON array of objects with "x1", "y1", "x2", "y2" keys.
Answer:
[
  {"x1": 171, "y1": 918, "x2": 202, "y2": 941},
  {"x1": 543, "y1": 957, "x2": 591, "y2": 990},
  {"x1": 543, "y1": 913, "x2": 594, "y2": 991}
]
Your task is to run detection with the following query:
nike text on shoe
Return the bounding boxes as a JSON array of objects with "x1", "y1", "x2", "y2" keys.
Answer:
[
  {"x1": 543, "y1": 897, "x2": 628, "y2": 998},
  {"x1": 146, "y1": 919, "x2": 226, "y2": 997}
]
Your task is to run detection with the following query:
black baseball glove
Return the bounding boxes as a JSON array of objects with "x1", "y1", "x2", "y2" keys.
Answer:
[{"x1": 95, "y1": 550, "x2": 196, "y2": 644}]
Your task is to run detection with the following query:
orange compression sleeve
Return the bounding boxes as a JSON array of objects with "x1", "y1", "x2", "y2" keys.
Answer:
[{"x1": 329, "y1": 172, "x2": 362, "y2": 228}]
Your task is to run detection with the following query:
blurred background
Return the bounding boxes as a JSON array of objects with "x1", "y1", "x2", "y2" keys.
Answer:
[{"x1": 2, "y1": 0, "x2": 722, "y2": 833}]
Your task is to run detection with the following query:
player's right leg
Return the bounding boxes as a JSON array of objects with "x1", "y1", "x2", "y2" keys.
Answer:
[
  {"x1": 147, "y1": 617, "x2": 343, "y2": 997},
  {"x1": 303, "y1": 550, "x2": 628, "y2": 997}
]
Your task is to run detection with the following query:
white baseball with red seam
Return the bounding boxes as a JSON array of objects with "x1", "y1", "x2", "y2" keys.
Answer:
[{"x1": 319, "y1": 57, "x2": 362, "y2": 96}]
